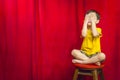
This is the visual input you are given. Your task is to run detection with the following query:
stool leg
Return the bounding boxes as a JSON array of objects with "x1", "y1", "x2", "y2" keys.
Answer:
[
  {"x1": 73, "y1": 68, "x2": 79, "y2": 80},
  {"x1": 99, "y1": 69, "x2": 104, "y2": 80},
  {"x1": 92, "y1": 69, "x2": 98, "y2": 80}
]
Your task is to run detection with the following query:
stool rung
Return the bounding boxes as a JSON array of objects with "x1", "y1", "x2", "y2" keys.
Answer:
[{"x1": 78, "y1": 72, "x2": 93, "y2": 76}]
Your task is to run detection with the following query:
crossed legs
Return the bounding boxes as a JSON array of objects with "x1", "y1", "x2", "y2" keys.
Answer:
[{"x1": 71, "y1": 49, "x2": 106, "y2": 65}]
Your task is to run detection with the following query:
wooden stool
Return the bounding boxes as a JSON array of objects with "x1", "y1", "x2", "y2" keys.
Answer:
[{"x1": 73, "y1": 63, "x2": 104, "y2": 80}]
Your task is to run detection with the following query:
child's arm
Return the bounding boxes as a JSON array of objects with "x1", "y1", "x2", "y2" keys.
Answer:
[
  {"x1": 81, "y1": 15, "x2": 88, "y2": 37},
  {"x1": 91, "y1": 21, "x2": 99, "y2": 37},
  {"x1": 91, "y1": 15, "x2": 99, "y2": 37}
]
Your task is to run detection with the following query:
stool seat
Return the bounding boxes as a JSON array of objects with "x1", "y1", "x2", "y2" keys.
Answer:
[
  {"x1": 73, "y1": 63, "x2": 105, "y2": 80},
  {"x1": 74, "y1": 63, "x2": 104, "y2": 69}
]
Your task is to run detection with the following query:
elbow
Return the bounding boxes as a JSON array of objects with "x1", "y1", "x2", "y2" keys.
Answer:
[
  {"x1": 93, "y1": 33, "x2": 99, "y2": 37},
  {"x1": 92, "y1": 31, "x2": 100, "y2": 37},
  {"x1": 81, "y1": 30, "x2": 87, "y2": 37},
  {"x1": 82, "y1": 33, "x2": 87, "y2": 37}
]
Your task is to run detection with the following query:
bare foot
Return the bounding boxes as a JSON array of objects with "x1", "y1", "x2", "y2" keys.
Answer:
[{"x1": 72, "y1": 59, "x2": 83, "y2": 63}]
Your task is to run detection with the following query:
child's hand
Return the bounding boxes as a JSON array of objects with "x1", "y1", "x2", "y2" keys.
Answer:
[
  {"x1": 89, "y1": 14, "x2": 96, "y2": 23},
  {"x1": 84, "y1": 15, "x2": 89, "y2": 23}
]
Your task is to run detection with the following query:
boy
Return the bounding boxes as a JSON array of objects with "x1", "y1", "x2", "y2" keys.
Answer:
[{"x1": 71, "y1": 10, "x2": 105, "y2": 65}]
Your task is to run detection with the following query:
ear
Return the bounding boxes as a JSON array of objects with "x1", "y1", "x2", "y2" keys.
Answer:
[{"x1": 96, "y1": 20, "x2": 99, "y2": 24}]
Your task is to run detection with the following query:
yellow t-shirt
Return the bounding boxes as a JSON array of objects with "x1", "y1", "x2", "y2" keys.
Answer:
[{"x1": 81, "y1": 28, "x2": 102, "y2": 56}]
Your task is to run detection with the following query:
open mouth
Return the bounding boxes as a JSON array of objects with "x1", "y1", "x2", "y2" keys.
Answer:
[{"x1": 87, "y1": 21, "x2": 92, "y2": 25}]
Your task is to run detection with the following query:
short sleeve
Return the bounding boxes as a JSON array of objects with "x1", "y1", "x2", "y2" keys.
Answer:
[{"x1": 97, "y1": 28, "x2": 102, "y2": 37}]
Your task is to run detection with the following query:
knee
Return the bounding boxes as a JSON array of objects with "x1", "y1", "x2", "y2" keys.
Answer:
[
  {"x1": 71, "y1": 49, "x2": 77, "y2": 56},
  {"x1": 98, "y1": 53, "x2": 106, "y2": 61}
]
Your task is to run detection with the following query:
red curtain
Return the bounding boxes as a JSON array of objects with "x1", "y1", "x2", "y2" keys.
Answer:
[{"x1": 0, "y1": 0, "x2": 120, "y2": 80}]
